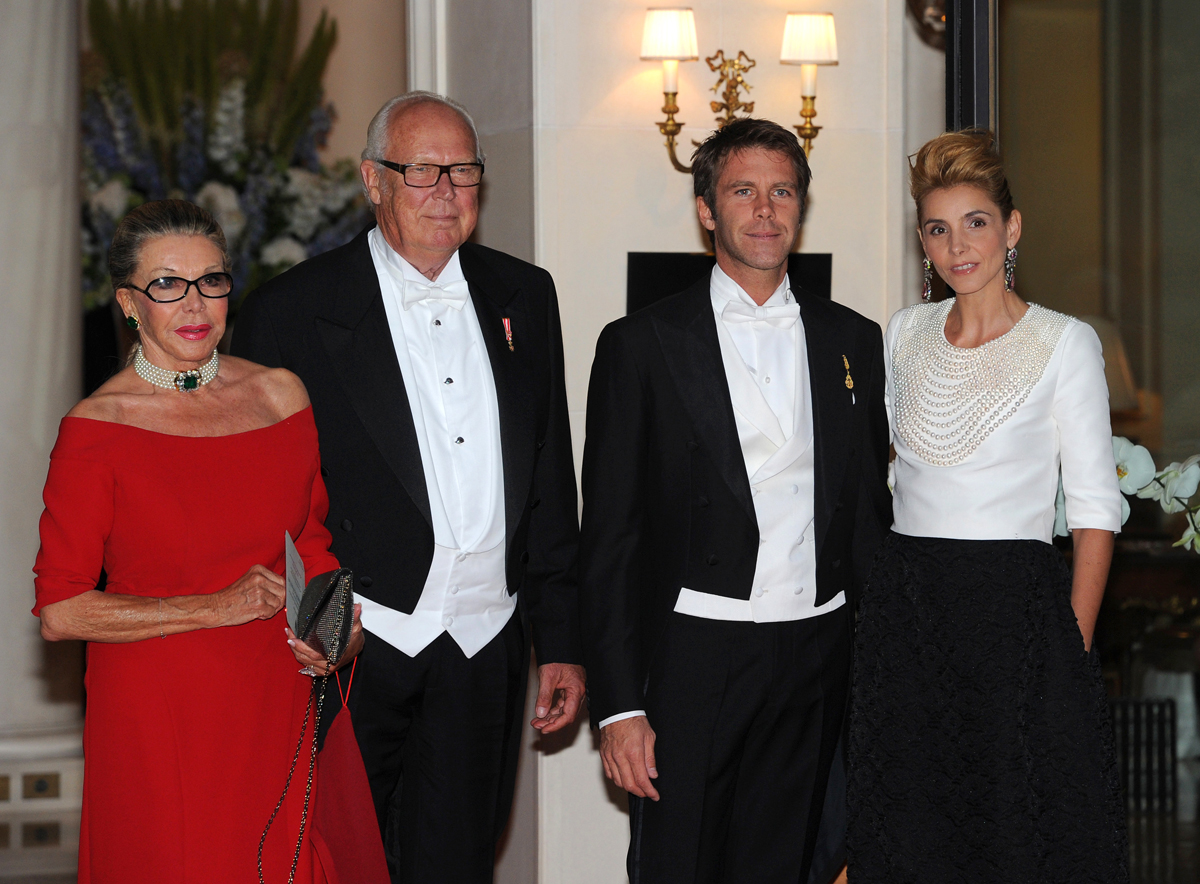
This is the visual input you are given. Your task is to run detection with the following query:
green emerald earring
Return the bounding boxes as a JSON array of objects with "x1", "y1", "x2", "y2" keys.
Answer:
[{"x1": 126, "y1": 315, "x2": 139, "y2": 330}]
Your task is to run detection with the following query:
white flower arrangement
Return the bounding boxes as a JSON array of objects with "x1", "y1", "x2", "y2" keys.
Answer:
[
  {"x1": 284, "y1": 167, "x2": 360, "y2": 241},
  {"x1": 260, "y1": 236, "x2": 309, "y2": 270},
  {"x1": 194, "y1": 181, "x2": 247, "y2": 245},
  {"x1": 79, "y1": 1, "x2": 369, "y2": 312},
  {"x1": 88, "y1": 179, "x2": 131, "y2": 219},
  {"x1": 1054, "y1": 436, "x2": 1200, "y2": 552},
  {"x1": 207, "y1": 79, "x2": 247, "y2": 178}
]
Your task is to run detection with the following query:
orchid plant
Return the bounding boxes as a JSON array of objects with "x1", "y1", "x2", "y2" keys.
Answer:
[{"x1": 1054, "y1": 436, "x2": 1200, "y2": 553}]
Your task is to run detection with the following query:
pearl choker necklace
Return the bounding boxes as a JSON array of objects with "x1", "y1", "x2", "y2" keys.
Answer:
[{"x1": 134, "y1": 345, "x2": 219, "y2": 392}]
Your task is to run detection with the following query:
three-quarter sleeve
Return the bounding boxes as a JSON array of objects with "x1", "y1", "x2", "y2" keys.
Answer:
[
  {"x1": 1053, "y1": 321, "x2": 1122, "y2": 532},
  {"x1": 33, "y1": 455, "x2": 114, "y2": 616},
  {"x1": 296, "y1": 458, "x2": 340, "y2": 583}
]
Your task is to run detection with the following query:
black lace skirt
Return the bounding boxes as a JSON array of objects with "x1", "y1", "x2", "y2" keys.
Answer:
[{"x1": 847, "y1": 533, "x2": 1129, "y2": 884}]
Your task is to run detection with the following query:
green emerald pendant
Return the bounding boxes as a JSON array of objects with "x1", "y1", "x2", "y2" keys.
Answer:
[{"x1": 180, "y1": 374, "x2": 199, "y2": 391}]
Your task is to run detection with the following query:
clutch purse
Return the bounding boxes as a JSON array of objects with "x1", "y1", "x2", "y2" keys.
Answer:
[
  {"x1": 259, "y1": 567, "x2": 355, "y2": 883},
  {"x1": 295, "y1": 568, "x2": 355, "y2": 665}
]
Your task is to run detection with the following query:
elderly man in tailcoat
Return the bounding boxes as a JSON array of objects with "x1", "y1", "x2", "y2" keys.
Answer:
[{"x1": 234, "y1": 91, "x2": 585, "y2": 884}]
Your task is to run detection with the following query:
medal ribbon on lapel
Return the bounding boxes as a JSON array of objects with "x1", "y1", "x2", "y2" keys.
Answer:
[{"x1": 502, "y1": 317, "x2": 514, "y2": 351}]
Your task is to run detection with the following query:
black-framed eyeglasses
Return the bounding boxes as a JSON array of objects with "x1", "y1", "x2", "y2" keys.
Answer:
[
  {"x1": 126, "y1": 273, "x2": 234, "y2": 304},
  {"x1": 376, "y1": 160, "x2": 484, "y2": 188}
]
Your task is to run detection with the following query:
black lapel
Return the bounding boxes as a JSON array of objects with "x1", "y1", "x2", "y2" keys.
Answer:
[
  {"x1": 799, "y1": 288, "x2": 854, "y2": 558},
  {"x1": 459, "y1": 244, "x2": 536, "y2": 552},
  {"x1": 314, "y1": 230, "x2": 432, "y2": 529},
  {"x1": 653, "y1": 278, "x2": 757, "y2": 527}
]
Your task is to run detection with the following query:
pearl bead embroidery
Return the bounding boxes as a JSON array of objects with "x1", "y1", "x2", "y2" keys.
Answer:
[{"x1": 892, "y1": 300, "x2": 1070, "y2": 467}]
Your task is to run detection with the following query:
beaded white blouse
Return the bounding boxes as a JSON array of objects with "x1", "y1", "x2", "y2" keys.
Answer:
[{"x1": 886, "y1": 299, "x2": 1122, "y2": 542}]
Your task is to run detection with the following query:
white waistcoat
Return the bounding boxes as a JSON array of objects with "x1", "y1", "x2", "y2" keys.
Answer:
[{"x1": 674, "y1": 305, "x2": 845, "y2": 622}]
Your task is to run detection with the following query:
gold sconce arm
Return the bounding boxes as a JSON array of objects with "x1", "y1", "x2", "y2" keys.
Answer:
[
  {"x1": 795, "y1": 96, "x2": 821, "y2": 156},
  {"x1": 655, "y1": 92, "x2": 693, "y2": 174},
  {"x1": 651, "y1": 51, "x2": 757, "y2": 175}
]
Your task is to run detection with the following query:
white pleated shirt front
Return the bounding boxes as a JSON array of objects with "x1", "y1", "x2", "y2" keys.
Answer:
[{"x1": 359, "y1": 228, "x2": 515, "y2": 659}]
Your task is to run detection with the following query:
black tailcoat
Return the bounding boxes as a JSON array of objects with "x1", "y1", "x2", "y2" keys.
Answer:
[
  {"x1": 232, "y1": 226, "x2": 581, "y2": 838},
  {"x1": 578, "y1": 275, "x2": 891, "y2": 725}
]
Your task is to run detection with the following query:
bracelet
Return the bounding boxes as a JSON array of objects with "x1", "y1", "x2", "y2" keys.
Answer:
[{"x1": 157, "y1": 597, "x2": 165, "y2": 639}]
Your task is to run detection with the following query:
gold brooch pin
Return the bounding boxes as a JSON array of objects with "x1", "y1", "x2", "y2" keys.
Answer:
[{"x1": 843, "y1": 355, "x2": 853, "y2": 389}]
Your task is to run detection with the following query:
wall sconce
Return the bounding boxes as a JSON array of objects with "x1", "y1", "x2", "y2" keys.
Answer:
[
  {"x1": 780, "y1": 12, "x2": 838, "y2": 155},
  {"x1": 642, "y1": 8, "x2": 757, "y2": 174},
  {"x1": 641, "y1": 8, "x2": 699, "y2": 173}
]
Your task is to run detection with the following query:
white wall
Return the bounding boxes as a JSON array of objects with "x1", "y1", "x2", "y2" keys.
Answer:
[{"x1": 530, "y1": 2, "x2": 930, "y2": 880}]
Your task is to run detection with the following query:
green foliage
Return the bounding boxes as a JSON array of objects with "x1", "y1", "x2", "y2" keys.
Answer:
[{"x1": 85, "y1": 0, "x2": 337, "y2": 181}]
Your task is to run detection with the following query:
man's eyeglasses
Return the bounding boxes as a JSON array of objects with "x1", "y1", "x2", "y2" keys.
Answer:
[
  {"x1": 126, "y1": 273, "x2": 234, "y2": 304},
  {"x1": 376, "y1": 160, "x2": 484, "y2": 188}
]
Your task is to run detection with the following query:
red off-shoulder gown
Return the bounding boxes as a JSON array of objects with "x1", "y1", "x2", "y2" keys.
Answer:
[{"x1": 33, "y1": 407, "x2": 342, "y2": 884}]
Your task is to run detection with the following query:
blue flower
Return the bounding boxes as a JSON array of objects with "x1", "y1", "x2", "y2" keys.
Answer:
[
  {"x1": 307, "y1": 205, "x2": 371, "y2": 257},
  {"x1": 176, "y1": 98, "x2": 207, "y2": 196},
  {"x1": 292, "y1": 104, "x2": 334, "y2": 173},
  {"x1": 105, "y1": 84, "x2": 164, "y2": 198},
  {"x1": 82, "y1": 91, "x2": 121, "y2": 177}
]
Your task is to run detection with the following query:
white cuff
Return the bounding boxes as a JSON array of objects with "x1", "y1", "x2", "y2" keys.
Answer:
[{"x1": 598, "y1": 710, "x2": 647, "y2": 729}]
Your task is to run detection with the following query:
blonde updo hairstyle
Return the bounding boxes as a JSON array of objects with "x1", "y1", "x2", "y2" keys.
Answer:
[{"x1": 910, "y1": 129, "x2": 1014, "y2": 223}]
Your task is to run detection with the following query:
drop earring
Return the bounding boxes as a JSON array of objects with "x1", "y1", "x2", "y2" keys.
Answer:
[
  {"x1": 126, "y1": 314, "x2": 139, "y2": 330},
  {"x1": 922, "y1": 257, "x2": 933, "y2": 302},
  {"x1": 1004, "y1": 247, "x2": 1018, "y2": 292}
]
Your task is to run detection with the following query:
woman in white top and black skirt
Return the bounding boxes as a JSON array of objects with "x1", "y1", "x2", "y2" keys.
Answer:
[{"x1": 847, "y1": 130, "x2": 1128, "y2": 883}]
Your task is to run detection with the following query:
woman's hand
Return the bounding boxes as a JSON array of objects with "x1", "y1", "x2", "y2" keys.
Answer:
[
  {"x1": 207, "y1": 565, "x2": 286, "y2": 628},
  {"x1": 286, "y1": 603, "x2": 364, "y2": 677}
]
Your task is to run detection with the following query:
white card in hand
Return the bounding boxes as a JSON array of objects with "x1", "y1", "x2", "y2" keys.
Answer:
[{"x1": 284, "y1": 530, "x2": 305, "y2": 634}]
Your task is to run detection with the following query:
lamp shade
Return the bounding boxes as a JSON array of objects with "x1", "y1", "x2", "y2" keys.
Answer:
[
  {"x1": 641, "y1": 8, "x2": 699, "y2": 60},
  {"x1": 780, "y1": 12, "x2": 838, "y2": 65}
]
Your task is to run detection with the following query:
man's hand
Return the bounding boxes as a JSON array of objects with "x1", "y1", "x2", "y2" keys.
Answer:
[
  {"x1": 531, "y1": 663, "x2": 586, "y2": 733},
  {"x1": 600, "y1": 715, "x2": 659, "y2": 801}
]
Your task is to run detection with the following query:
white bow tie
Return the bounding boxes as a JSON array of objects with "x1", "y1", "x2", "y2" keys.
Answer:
[
  {"x1": 401, "y1": 277, "x2": 470, "y2": 310},
  {"x1": 721, "y1": 299, "x2": 800, "y2": 329}
]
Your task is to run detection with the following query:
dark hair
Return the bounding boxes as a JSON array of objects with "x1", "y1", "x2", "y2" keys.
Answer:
[
  {"x1": 910, "y1": 129, "x2": 1014, "y2": 222},
  {"x1": 108, "y1": 199, "x2": 230, "y2": 295},
  {"x1": 691, "y1": 118, "x2": 812, "y2": 222}
]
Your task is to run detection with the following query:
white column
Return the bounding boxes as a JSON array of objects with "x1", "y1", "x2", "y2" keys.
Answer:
[
  {"x1": 0, "y1": 1, "x2": 83, "y2": 873},
  {"x1": 0, "y1": 0, "x2": 83, "y2": 742},
  {"x1": 408, "y1": 0, "x2": 448, "y2": 94}
]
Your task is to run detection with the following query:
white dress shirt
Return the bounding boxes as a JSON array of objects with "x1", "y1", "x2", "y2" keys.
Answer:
[
  {"x1": 360, "y1": 227, "x2": 516, "y2": 659},
  {"x1": 887, "y1": 300, "x2": 1122, "y2": 541},
  {"x1": 599, "y1": 265, "x2": 842, "y2": 729}
]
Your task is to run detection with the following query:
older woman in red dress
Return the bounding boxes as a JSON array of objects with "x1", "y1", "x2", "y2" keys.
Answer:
[{"x1": 33, "y1": 200, "x2": 366, "y2": 883}]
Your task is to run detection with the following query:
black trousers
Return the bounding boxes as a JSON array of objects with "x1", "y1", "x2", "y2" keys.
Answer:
[
  {"x1": 345, "y1": 611, "x2": 525, "y2": 884},
  {"x1": 628, "y1": 608, "x2": 850, "y2": 884}
]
